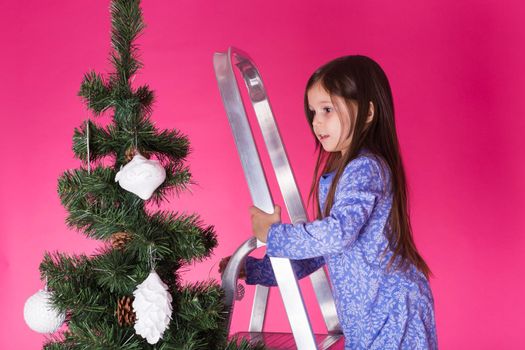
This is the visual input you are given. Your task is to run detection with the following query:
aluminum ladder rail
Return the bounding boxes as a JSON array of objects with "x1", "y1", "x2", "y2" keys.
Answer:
[{"x1": 214, "y1": 47, "x2": 343, "y2": 349}]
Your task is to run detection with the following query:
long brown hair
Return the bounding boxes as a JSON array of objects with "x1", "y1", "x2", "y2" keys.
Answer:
[{"x1": 304, "y1": 55, "x2": 431, "y2": 278}]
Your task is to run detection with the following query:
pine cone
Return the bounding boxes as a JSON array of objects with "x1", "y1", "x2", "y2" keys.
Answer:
[
  {"x1": 110, "y1": 232, "x2": 132, "y2": 250},
  {"x1": 125, "y1": 147, "x2": 151, "y2": 162},
  {"x1": 115, "y1": 296, "x2": 136, "y2": 327}
]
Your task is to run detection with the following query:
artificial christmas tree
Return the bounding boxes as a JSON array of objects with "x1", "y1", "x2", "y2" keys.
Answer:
[{"x1": 27, "y1": 1, "x2": 264, "y2": 349}]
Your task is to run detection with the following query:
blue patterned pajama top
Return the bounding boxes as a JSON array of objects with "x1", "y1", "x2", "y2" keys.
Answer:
[{"x1": 245, "y1": 149, "x2": 438, "y2": 349}]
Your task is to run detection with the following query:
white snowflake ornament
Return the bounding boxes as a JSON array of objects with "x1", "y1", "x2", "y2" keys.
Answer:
[
  {"x1": 23, "y1": 289, "x2": 66, "y2": 334},
  {"x1": 115, "y1": 153, "x2": 166, "y2": 200},
  {"x1": 132, "y1": 271, "x2": 173, "y2": 344}
]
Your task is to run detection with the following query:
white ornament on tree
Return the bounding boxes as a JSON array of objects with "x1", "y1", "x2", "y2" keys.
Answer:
[
  {"x1": 23, "y1": 289, "x2": 66, "y2": 334},
  {"x1": 132, "y1": 271, "x2": 173, "y2": 344},
  {"x1": 115, "y1": 153, "x2": 166, "y2": 200}
]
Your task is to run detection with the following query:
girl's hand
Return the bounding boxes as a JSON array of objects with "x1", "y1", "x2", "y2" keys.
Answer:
[
  {"x1": 249, "y1": 205, "x2": 281, "y2": 243},
  {"x1": 219, "y1": 256, "x2": 246, "y2": 280}
]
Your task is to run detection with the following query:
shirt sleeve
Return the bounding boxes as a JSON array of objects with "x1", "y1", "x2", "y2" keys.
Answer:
[
  {"x1": 244, "y1": 254, "x2": 326, "y2": 287},
  {"x1": 266, "y1": 156, "x2": 385, "y2": 259}
]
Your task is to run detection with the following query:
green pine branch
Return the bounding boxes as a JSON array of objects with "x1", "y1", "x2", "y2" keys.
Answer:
[
  {"x1": 72, "y1": 117, "x2": 190, "y2": 169},
  {"x1": 104, "y1": 118, "x2": 190, "y2": 167},
  {"x1": 73, "y1": 120, "x2": 113, "y2": 163},
  {"x1": 109, "y1": 0, "x2": 144, "y2": 86},
  {"x1": 91, "y1": 248, "x2": 148, "y2": 295},
  {"x1": 58, "y1": 167, "x2": 142, "y2": 240},
  {"x1": 78, "y1": 71, "x2": 113, "y2": 115},
  {"x1": 147, "y1": 210, "x2": 217, "y2": 262},
  {"x1": 58, "y1": 167, "x2": 120, "y2": 209},
  {"x1": 45, "y1": 323, "x2": 142, "y2": 350},
  {"x1": 40, "y1": 252, "x2": 108, "y2": 319},
  {"x1": 142, "y1": 127, "x2": 190, "y2": 163},
  {"x1": 147, "y1": 162, "x2": 192, "y2": 206}
]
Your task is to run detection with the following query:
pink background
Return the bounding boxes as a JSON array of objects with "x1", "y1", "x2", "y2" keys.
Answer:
[{"x1": 1, "y1": 0, "x2": 524, "y2": 348}]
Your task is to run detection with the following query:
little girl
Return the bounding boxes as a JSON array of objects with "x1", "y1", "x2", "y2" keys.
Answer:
[{"x1": 221, "y1": 55, "x2": 437, "y2": 349}]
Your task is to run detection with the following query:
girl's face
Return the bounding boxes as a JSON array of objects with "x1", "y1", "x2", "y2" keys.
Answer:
[{"x1": 308, "y1": 82, "x2": 356, "y2": 155}]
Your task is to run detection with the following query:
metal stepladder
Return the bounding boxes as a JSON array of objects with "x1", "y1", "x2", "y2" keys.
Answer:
[{"x1": 213, "y1": 47, "x2": 344, "y2": 350}]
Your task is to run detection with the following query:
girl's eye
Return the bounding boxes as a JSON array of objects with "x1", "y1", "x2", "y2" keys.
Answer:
[{"x1": 323, "y1": 107, "x2": 332, "y2": 113}]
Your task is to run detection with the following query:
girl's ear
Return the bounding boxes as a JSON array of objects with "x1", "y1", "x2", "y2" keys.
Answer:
[{"x1": 366, "y1": 101, "x2": 375, "y2": 124}]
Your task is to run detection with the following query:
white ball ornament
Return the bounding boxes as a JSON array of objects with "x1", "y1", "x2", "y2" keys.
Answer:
[
  {"x1": 132, "y1": 271, "x2": 173, "y2": 344},
  {"x1": 23, "y1": 289, "x2": 66, "y2": 334},
  {"x1": 115, "y1": 153, "x2": 166, "y2": 200}
]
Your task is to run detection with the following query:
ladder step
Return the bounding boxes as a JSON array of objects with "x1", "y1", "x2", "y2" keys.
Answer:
[{"x1": 231, "y1": 332, "x2": 344, "y2": 350}]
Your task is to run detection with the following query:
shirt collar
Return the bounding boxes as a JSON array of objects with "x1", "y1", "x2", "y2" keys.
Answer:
[{"x1": 320, "y1": 147, "x2": 370, "y2": 181}]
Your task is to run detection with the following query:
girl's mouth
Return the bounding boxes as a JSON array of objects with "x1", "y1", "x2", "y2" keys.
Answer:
[{"x1": 319, "y1": 134, "x2": 329, "y2": 141}]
